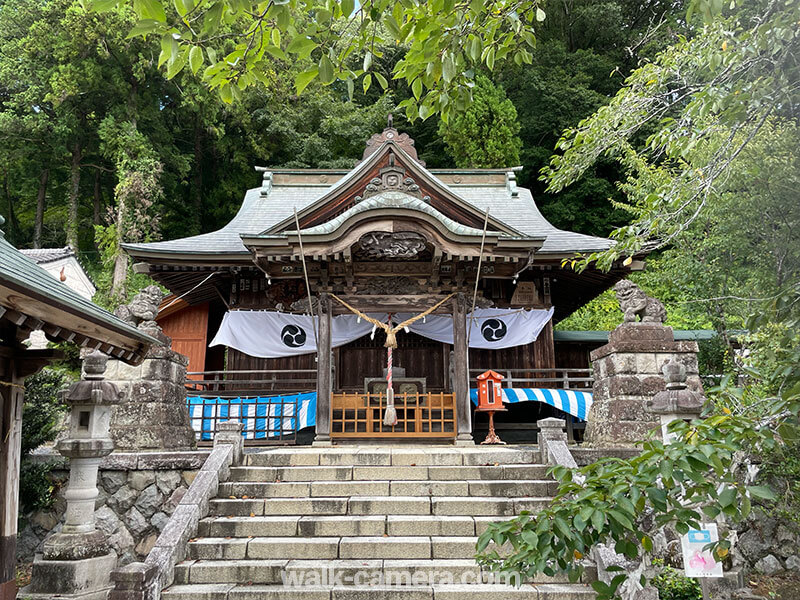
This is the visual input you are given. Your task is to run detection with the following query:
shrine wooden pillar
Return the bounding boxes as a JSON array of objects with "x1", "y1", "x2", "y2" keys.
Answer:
[
  {"x1": 0, "y1": 344, "x2": 54, "y2": 600},
  {"x1": 313, "y1": 294, "x2": 332, "y2": 446},
  {"x1": 453, "y1": 293, "x2": 474, "y2": 445},
  {"x1": 0, "y1": 353, "x2": 22, "y2": 600}
]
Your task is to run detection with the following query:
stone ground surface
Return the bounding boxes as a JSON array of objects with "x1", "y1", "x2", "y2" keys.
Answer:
[{"x1": 162, "y1": 445, "x2": 595, "y2": 600}]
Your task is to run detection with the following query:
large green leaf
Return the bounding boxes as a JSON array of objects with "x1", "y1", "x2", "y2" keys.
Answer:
[
  {"x1": 189, "y1": 46, "x2": 204, "y2": 75},
  {"x1": 295, "y1": 67, "x2": 319, "y2": 94},
  {"x1": 134, "y1": 0, "x2": 166, "y2": 22}
]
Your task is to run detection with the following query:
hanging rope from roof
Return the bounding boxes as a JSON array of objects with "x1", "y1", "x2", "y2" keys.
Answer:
[{"x1": 329, "y1": 293, "x2": 455, "y2": 349}]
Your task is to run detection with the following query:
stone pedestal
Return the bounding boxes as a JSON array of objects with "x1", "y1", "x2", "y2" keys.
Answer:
[
  {"x1": 107, "y1": 328, "x2": 195, "y2": 452},
  {"x1": 22, "y1": 553, "x2": 118, "y2": 600},
  {"x1": 584, "y1": 323, "x2": 703, "y2": 447}
]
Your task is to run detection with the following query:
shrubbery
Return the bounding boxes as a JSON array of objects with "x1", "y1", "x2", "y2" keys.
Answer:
[{"x1": 651, "y1": 562, "x2": 703, "y2": 600}]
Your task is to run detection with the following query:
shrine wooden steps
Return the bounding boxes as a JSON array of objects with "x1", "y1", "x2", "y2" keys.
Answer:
[{"x1": 161, "y1": 446, "x2": 595, "y2": 600}]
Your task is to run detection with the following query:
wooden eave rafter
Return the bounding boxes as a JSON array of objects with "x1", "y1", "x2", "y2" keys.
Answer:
[
  {"x1": 125, "y1": 249, "x2": 252, "y2": 263},
  {"x1": 265, "y1": 141, "x2": 522, "y2": 237},
  {"x1": 0, "y1": 282, "x2": 151, "y2": 364}
]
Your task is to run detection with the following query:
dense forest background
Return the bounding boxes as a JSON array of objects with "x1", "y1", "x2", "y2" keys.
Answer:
[{"x1": 1, "y1": 0, "x2": 797, "y2": 357}]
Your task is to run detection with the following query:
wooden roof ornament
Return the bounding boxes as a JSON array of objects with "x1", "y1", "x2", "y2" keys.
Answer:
[{"x1": 362, "y1": 115, "x2": 425, "y2": 165}]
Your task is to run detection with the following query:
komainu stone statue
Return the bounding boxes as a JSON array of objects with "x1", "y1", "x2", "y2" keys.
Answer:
[
  {"x1": 114, "y1": 285, "x2": 163, "y2": 329},
  {"x1": 614, "y1": 280, "x2": 666, "y2": 324}
]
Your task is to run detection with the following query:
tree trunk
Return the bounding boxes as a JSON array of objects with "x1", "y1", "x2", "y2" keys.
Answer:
[
  {"x1": 191, "y1": 121, "x2": 203, "y2": 234},
  {"x1": 67, "y1": 141, "x2": 82, "y2": 249},
  {"x1": 111, "y1": 197, "x2": 127, "y2": 300},
  {"x1": 2, "y1": 171, "x2": 20, "y2": 245},
  {"x1": 33, "y1": 168, "x2": 50, "y2": 249},
  {"x1": 92, "y1": 169, "x2": 102, "y2": 225}
]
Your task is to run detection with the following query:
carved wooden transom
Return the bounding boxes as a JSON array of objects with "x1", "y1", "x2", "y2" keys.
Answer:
[{"x1": 358, "y1": 231, "x2": 428, "y2": 260}]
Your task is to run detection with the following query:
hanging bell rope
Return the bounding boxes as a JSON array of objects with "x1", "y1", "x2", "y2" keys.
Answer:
[
  {"x1": 384, "y1": 314, "x2": 398, "y2": 427},
  {"x1": 329, "y1": 293, "x2": 455, "y2": 348},
  {"x1": 329, "y1": 294, "x2": 454, "y2": 426}
]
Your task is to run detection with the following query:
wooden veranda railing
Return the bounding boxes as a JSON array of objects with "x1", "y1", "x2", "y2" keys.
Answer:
[
  {"x1": 185, "y1": 369, "x2": 317, "y2": 394},
  {"x1": 331, "y1": 392, "x2": 456, "y2": 439},
  {"x1": 469, "y1": 367, "x2": 594, "y2": 390}
]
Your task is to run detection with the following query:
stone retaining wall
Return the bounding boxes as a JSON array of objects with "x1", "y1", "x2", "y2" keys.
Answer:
[{"x1": 17, "y1": 451, "x2": 208, "y2": 567}]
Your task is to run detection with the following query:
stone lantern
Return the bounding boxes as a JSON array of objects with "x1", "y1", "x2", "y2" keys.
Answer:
[
  {"x1": 23, "y1": 351, "x2": 122, "y2": 599},
  {"x1": 644, "y1": 357, "x2": 705, "y2": 443}
]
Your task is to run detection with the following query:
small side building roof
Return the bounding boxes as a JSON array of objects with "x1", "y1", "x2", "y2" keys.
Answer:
[
  {"x1": 19, "y1": 246, "x2": 75, "y2": 264},
  {"x1": 553, "y1": 330, "x2": 742, "y2": 343},
  {"x1": 0, "y1": 235, "x2": 158, "y2": 363}
]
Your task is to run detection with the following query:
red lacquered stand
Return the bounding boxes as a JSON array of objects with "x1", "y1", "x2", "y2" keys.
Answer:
[{"x1": 475, "y1": 406, "x2": 507, "y2": 445}]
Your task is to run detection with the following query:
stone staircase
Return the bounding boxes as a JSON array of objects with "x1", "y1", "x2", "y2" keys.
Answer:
[{"x1": 162, "y1": 446, "x2": 595, "y2": 600}]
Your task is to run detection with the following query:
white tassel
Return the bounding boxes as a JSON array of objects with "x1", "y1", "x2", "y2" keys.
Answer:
[
  {"x1": 357, "y1": 316, "x2": 361, "y2": 323},
  {"x1": 423, "y1": 316, "x2": 426, "y2": 323},
  {"x1": 383, "y1": 388, "x2": 398, "y2": 426},
  {"x1": 370, "y1": 325, "x2": 376, "y2": 340},
  {"x1": 404, "y1": 326, "x2": 410, "y2": 333},
  {"x1": 383, "y1": 405, "x2": 397, "y2": 426}
]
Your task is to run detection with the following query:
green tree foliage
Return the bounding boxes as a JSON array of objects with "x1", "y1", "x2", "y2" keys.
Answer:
[
  {"x1": 479, "y1": 287, "x2": 800, "y2": 594},
  {"x1": 543, "y1": 1, "x2": 800, "y2": 270},
  {"x1": 19, "y1": 369, "x2": 71, "y2": 513},
  {"x1": 95, "y1": 0, "x2": 545, "y2": 123},
  {"x1": 475, "y1": 0, "x2": 800, "y2": 591},
  {"x1": 0, "y1": 0, "x2": 401, "y2": 298},
  {"x1": 651, "y1": 562, "x2": 703, "y2": 600},
  {"x1": 438, "y1": 75, "x2": 521, "y2": 168},
  {"x1": 559, "y1": 120, "x2": 800, "y2": 343},
  {"x1": 439, "y1": 75, "x2": 522, "y2": 168}
]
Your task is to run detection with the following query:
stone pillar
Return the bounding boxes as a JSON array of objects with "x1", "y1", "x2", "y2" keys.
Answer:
[
  {"x1": 313, "y1": 294, "x2": 332, "y2": 447},
  {"x1": 23, "y1": 352, "x2": 121, "y2": 599},
  {"x1": 584, "y1": 323, "x2": 703, "y2": 447},
  {"x1": 107, "y1": 326, "x2": 195, "y2": 451},
  {"x1": 644, "y1": 357, "x2": 704, "y2": 443},
  {"x1": 453, "y1": 293, "x2": 474, "y2": 445}
]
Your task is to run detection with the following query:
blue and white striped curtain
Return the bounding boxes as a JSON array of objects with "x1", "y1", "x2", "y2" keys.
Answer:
[
  {"x1": 469, "y1": 387, "x2": 592, "y2": 421},
  {"x1": 187, "y1": 393, "x2": 317, "y2": 440}
]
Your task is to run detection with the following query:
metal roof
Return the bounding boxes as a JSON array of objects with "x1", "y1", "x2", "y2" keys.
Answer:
[
  {"x1": 124, "y1": 183, "x2": 612, "y2": 258},
  {"x1": 19, "y1": 246, "x2": 75, "y2": 264},
  {"x1": 0, "y1": 234, "x2": 159, "y2": 362},
  {"x1": 124, "y1": 136, "x2": 613, "y2": 259}
]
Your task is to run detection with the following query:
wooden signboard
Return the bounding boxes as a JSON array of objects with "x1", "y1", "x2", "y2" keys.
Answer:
[{"x1": 510, "y1": 281, "x2": 539, "y2": 306}]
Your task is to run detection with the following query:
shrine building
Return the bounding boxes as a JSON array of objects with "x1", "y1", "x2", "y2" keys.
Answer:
[{"x1": 124, "y1": 126, "x2": 641, "y2": 445}]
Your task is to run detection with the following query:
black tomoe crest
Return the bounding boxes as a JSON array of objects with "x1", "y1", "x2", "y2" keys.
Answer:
[
  {"x1": 281, "y1": 324, "x2": 307, "y2": 347},
  {"x1": 481, "y1": 318, "x2": 507, "y2": 342}
]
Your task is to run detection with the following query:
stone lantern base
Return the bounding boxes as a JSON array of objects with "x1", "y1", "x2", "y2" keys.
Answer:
[
  {"x1": 20, "y1": 553, "x2": 117, "y2": 600},
  {"x1": 584, "y1": 323, "x2": 704, "y2": 447}
]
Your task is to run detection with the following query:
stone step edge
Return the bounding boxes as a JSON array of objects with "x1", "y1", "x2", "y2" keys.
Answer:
[
  {"x1": 229, "y1": 465, "x2": 551, "y2": 479},
  {"x1": 244, "y1": 450, "x2": 541, "y2": 467},
  {"x1": 222, "y1": 479, "x2": 555, "y2": 485},
  {"x1": 162, "y1": 582, "x2": 595, "y2": 597},
  {"x1": 175, "y1": 557, "x2": 597, "y2": 577},
  {"x1": 210, "y1": 495, "x2": 554, "y2": 503},
  {"x1": 218, "y1": 480, "x2": 557, "y2": 497}
]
